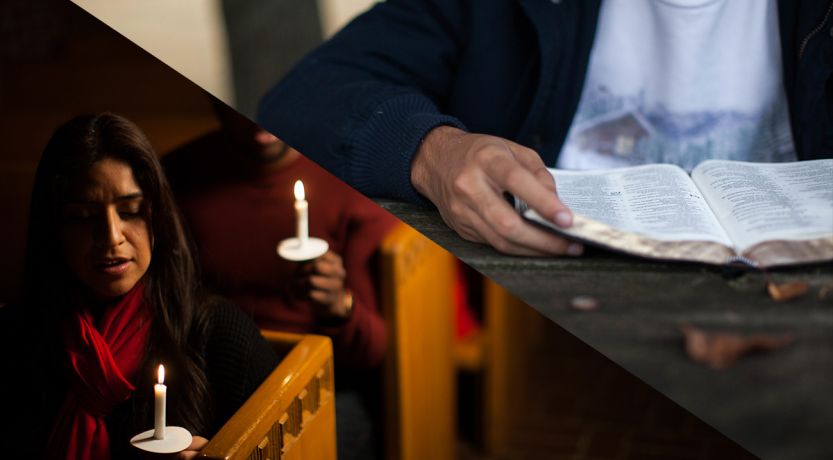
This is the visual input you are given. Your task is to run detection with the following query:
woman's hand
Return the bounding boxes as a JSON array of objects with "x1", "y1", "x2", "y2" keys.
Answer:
[
  {"x1": 174, "y1": 435, "x2": 209, "y2": 459},
  {"x1": 139, "y1": 435, "x2": 208, "y2": 459},
  {"x1": 296, "y1": 251, "x2": 352, "y2": 319}
]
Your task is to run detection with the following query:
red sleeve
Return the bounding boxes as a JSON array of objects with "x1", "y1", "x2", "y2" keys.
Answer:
[{"x1": 316, "y1": 191, "x2": 398, "y2": 369}]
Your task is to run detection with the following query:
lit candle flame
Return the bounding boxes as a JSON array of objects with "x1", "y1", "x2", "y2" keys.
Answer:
[
  {"x1": 294, "y1": 180, "x2": 305, "y2": 201},
  {"x1": 157, "y1": 364, "x2": 165, "y2": 385}
]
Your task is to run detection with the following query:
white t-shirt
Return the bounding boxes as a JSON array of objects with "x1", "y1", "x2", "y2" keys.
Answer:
[{"x1": 557, "y1": 0, "x2": 796, "y2": 171}]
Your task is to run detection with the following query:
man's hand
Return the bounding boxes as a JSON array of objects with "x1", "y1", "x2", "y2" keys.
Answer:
[
  {"x1": 296, "y1": 251, "x2": 351, "y2": 319},
  {"x1": 411, "y1": 126, "x2": 583, "y2": 256}
]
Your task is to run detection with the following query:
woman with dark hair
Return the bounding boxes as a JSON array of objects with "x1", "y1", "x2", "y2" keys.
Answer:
[{"x1": 0, "y1": 113, "x2": 278, "y2": 459}]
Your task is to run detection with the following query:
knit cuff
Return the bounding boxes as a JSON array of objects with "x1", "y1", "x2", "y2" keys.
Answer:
[{"x1": 348, "y1": 94, "x2": 467, "y2": 205}]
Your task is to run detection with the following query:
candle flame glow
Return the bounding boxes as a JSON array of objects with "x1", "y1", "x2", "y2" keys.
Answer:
[
  {"x1": 294, "y1": 180, "x2": 305, "y2": 201},
  {"x1": 157, "y1": 364, "x2": 165, "y2": 385}
]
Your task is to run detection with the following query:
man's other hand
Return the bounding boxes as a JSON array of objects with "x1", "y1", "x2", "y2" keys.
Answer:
[{"x1": 296, "y1": 250, "x2": 352, "y2": 319}]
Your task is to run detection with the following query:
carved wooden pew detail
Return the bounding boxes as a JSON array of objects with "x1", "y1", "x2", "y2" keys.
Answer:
[{"x1": 200, "y1": 331, "x2": 336, "y2": 460}]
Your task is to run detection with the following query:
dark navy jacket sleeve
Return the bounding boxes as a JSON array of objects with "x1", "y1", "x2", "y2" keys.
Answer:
[{"x1": 257, "y1": 0, "x2": 468, "y2": 204}]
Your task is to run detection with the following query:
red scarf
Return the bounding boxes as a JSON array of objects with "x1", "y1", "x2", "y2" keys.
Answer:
[{"x1": 47, "y1": 284, "x2": 152, "y2": 460}]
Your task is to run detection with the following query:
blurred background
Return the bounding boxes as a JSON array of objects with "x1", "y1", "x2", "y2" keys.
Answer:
[{"x1": 72, "y1": 0, "x2": 377, "y2": 118}]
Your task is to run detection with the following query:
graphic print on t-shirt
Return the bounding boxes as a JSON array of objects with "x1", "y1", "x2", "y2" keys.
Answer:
[
  {"x1": 557, "y1": 0, "x2": 796, "y2": 172},
  {"x1": 562, "y1": 85, "x2": 794, "y2": 171}
]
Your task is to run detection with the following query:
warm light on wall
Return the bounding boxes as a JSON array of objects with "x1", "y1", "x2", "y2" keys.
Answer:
[
  {"x1": 316, "y1": 0, "x2": 379, "y2": 38},
  {"x1": 71, "y1": 0, "x2": 235, "y2": 107}
]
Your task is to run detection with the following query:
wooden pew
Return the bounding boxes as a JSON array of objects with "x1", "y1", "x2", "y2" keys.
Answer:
[
  {"x1": 200, "y1": 331, "x2": 336, "y2": 460},
  {"x1": 379, "y1": 223, "x2": 456, "y2": 460},
  {"x1": 481, "y1": 278, "x2": 547, "y2": 457}
]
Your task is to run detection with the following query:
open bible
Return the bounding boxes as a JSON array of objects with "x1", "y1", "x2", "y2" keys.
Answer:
[{"x1": 520, "y1": 159, "x2": 833, "y2": 268}]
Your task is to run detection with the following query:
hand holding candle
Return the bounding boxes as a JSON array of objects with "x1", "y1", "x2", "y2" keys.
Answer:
[
  {"x1": 154, "y1": 364, "x2": 166, "y2": 440},
  {"x1": 294, "y1": 180, "x2": 308, "y2": 244}
]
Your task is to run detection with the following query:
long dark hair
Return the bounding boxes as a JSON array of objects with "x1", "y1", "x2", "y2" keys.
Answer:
[{"x1": 23, "y1": 113, "x2": 212, "y2": 435}]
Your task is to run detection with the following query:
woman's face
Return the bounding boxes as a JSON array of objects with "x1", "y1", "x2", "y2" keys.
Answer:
[{"x1": 60, "y1": 157, "x2": 152, "y2": 299}]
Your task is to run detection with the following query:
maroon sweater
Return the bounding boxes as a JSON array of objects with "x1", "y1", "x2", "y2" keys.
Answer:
[{"x1": 165, "y1": 132, "x2": 397, "y2": 369}]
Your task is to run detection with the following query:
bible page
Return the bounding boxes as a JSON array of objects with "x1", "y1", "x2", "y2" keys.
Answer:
[
  {"x1": 545, "y1": 164, "x2": 732, "y2": 245},
  {"x1": 691, "y1": 159, "x2": 833, "y2": 251}
]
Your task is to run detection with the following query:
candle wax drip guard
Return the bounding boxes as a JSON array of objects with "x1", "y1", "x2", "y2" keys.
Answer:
[
  {"x1": 130, "y1": 426, "x2": 192, "y2": 454},
  {"x1": 277, "y1": 237, "x2": 329, "y2": 261}
]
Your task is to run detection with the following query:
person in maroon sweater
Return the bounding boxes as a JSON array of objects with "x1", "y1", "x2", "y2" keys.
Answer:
[
  {"x1": 164, "y1": 106, "x2": 396, "y2": 371},
  {"x1": 164, "y1": 103, "x2": 397, "y2": 459}
]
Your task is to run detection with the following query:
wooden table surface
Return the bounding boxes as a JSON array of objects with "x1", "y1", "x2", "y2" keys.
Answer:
[{"x1": 377, "y1": 199, "x2": 833, "y2": 460}]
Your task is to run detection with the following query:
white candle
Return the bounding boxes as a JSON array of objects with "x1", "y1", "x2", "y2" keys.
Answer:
[
  {"x1": 154, "y1": 364, "x2": 166, "y2": 440},
  {"x1": 294, "y1": 180, "x2": 309, "y2": 244}
]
